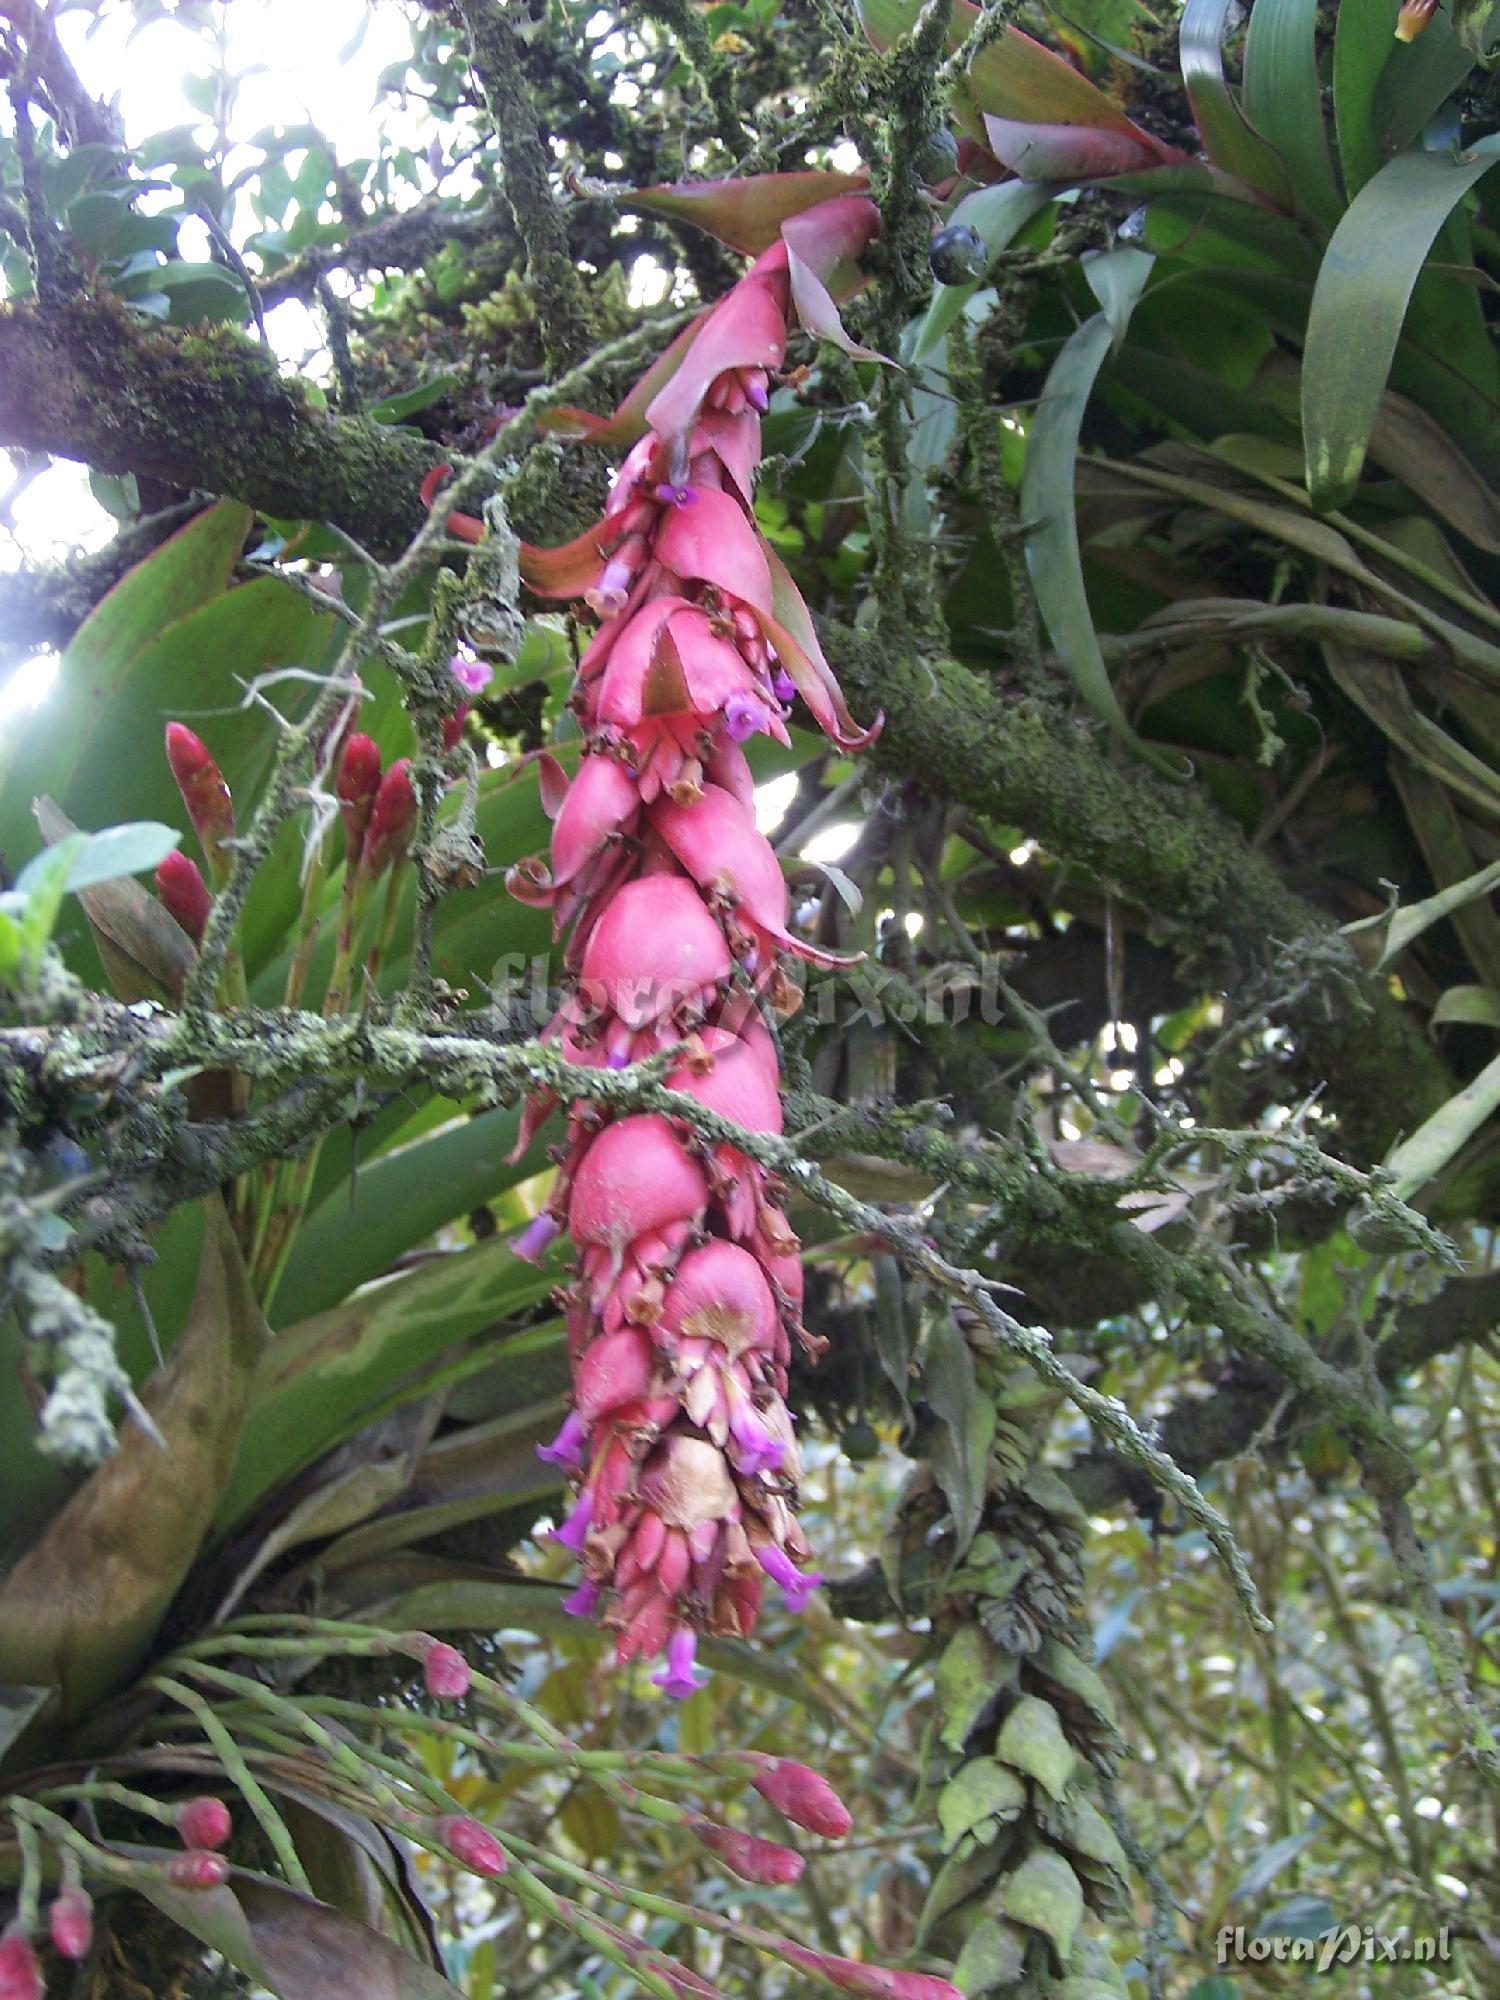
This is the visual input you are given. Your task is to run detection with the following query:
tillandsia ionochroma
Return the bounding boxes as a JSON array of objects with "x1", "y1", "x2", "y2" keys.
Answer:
[{"x1": 434, "y1": 178, "x2": 887, "y2": 1697}]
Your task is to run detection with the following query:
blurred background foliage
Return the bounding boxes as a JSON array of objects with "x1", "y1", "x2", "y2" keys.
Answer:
[{"x1": 3, "y1": 0, "x2": 1500, "y2": 1996}]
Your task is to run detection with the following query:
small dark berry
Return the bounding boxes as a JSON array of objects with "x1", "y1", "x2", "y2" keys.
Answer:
[
  {"x1": 840, "y1": 1421, "x2": 880, "y2": 1462},
  {"x1": 928, "y1": 223, "x2": 988, "y2": 286},
  {"x1": 915, "y1": 126, "x2": 960, "y2": 185}
]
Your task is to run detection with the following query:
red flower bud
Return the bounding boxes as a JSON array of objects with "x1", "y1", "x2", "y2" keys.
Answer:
[
  {"x1": 780, "y1": 1948, "x2": 961, "y2": 2000},
  {"x1": 48, "y1": 1886, "x2": 93, "y2": 1961},
  {"x1": 361, "y1": 758, "x2": 416, "y2": 876},
  {"x1": 422, "y1": 1641, "x2": 471, "y2": 1700},
  {"x1": 336, "y1": 733, "x2": 383, "y2": 862},
  {"x1": 166, "y1": 1850, "x2": 231, "y2": 1890},
  {"x1": 177, "y1": 1796, "x2": 233, "y2": 1850},
  {"x1": 1394, "y1": 0, "x2": 1439, "y2": 35},
  {"x1": 155, "y1": 850, "x2": 212, "y2": 943},
  {"x1": 695, "y1": 1820, "x2": 804, "y2": 1886},
  {"x1": 165, "y1": 723, "x2": 234, "y2": 872},
  {"x1": 0, "y1": 1926, "x2": 42, "y2": 2000},
  {"x1": 441, "y1": 706, "x2": 470, "y2": 753},
  {"x1": 751, "y1": 1759, "x2": 853, "y2": 1838},
  {"x1": 438, "y1": 1815, "x2": 507, "y2": 1876}
]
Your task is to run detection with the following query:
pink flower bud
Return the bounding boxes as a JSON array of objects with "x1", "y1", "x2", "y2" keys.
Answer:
[
  {"x1": 165, "y1": 723, "x2": 234, "y2": 871},
  {"x1": 439, "y1": 1815, "x2": 508, "y2": 1876},
  {"x1": 751, "y1": 1760, "x2": 853, "y2": 1838},
  {"x1": 337, "y1": 733, "x2": 383, "y2": 862},
  {"x1": 0, "y1": 1926, "x2": 41, "y2": 2000},
  {"x1": 177, "y1": 1796, "x2": 233, "y2": 1850},
  {"x1": 48, "y1": 1887, "x2": 93, "y2": 1961},
  {"x1": 780, "y1": 1947, "x2": 962, "y2": 2000},
  {"x1": 166, "y1": 1850, "x2": 231, "y2": 1890},
  {"x1": 422, "y1": 1641, "x2": 471, "y2": 1701},
  {"x1": 696, "y1": 1820, "x2": 804, "y2": 1885},
  {"x1": 361, "y1": 758, "x2": 416, "y2": 876},
  {"x1": 156, "y1": 849, "x2": 212, "y2": 943}
]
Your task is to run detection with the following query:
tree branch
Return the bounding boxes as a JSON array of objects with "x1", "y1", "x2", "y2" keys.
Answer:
[
  {"x1": 0, "y1": 297, "x2": 444, "y2": 555},
  {"x1": 0, "y1": 0, "x2": 122, "y2": 147},
  {"x1": 451, "y1": 0, "x2": 594, "y2": 370},
  {"x1": 827, "y1": 620, "x2": 1453, "y2": 1164},
  {"x1": 1067, "y1": 1271, "x2": 1500, "y2": 1512},
  {"x1": 257, "y1": 200, "x2": 511, "y2": 308}
]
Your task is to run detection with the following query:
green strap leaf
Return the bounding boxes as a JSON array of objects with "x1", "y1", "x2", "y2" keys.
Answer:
[
  {"x1": 1302, "y1": 136, "x2": 1500, "y2": 508},
  {"x1": 1020, "y1": 248, "x2": 1186, "y2": 774},
  {"x1": 1332, "y1": 0, "x2": 1402, "y2": 196},
  {"x1": 1242, "y1": 0, "x2": 1345, "y2": 228},
  {"x1": 1179, "y1": 0, "x2": 1294, "y2": 206}
]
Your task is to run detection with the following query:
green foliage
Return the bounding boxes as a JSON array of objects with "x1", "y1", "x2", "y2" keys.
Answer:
[{"x1": 3, "y1": 0, "x2": 1500, "y2": 1995}]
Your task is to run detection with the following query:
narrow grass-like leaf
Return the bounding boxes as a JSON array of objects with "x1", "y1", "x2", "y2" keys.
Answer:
[
  {"x1": 1302, "y1": 135, "x2": 1500, "y2": 507},
  {"x1": 1345, "y1": 850, "x2": 1500, "y2": 970},
  {"x1": 1020, "y1": 250, "x2": 1185, "y2": 773},
  {"x1": 1386, "y1": 1048, "x2": 1500, "y2": 1199}
]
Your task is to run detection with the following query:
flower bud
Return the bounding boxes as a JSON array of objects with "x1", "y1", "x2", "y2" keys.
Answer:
[
  {"x1": 48, "y1": 1886, "x2": 93, "y2": 1961},
  {"x1": 165, "y1": 723, "x2": 234, "y2": 873},
  {"x1": 361, "y1": 759, "x2": 416, "y2": 876},
  {"x1": 781, "y1": 1947, "x2": 962, "y2": 2000},
  {"x1": 156, "y1": 850, "x2": 212, "y2": 943},
  {"x1": 336, "y1": 733, "x2": 383, "y2": 863},
  {"x1": 422, "y1": 1641, "x2": 471, "y2": 1700},
  {"x1": 441, "y1": 706, "x2": 470, "y2": 753},
  {"x1": 0, "y1": 1926, "x2": 41, "y2": 2000},
  {"x1": 177, "y1": 1796, "x2": 233, "y2": 1850},
  {"x1": 166, "y1": 1850, "x2": 230, "y2": 1890},
  {"x1": 696, "y1": 1820, "x2": 804, "y2": 1885},
  {"x1": 751, "y1": 1759, "x2": 853, "y2": 1838},
  {"x1": 438, "y1": 1815, "x2": 508, "y2": 1876},
  {"x1": 1394, "y1": 0, "x2": 1438, "y2": 36}
]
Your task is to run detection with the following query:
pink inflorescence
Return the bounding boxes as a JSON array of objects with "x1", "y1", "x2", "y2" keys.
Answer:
[{"x1": 510, "y1": 216, "x2": 880, "y2": 1694}]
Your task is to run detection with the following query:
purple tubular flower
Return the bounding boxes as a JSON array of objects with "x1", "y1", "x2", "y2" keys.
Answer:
[
  {"x1": 756, "y1": 1542, "x2": 821, "y2": 1611},
  {"x1": 654, "y1": 482, "x2": 698, "y2": 508},
  {"x1": 771, "y1": 668, "x2": 797, "y2": 704},
  {"x1": 512, "y1": 1212, "x2": 561, "y2": 1263},
  {"x1": 651, "y1": 1627, "x2": 708, "y2": 1698},
  {"x1": 450, "y1": 649, "x2": 494, "y2": 696},
  {"x1": 537, "y1": 1410, "x2": 586, "y2": 1470},
  {"x1": 730, "y1": 1404, "x2": 786, "y2": 1477},
  {"x1": 744, "y1": 372, "x2": 770, "y2": 413},
  {"x1": 563, "y1": 1579, "x2": 602, "y2": 1618},
  {"x1": 723, "y1": 692, "x2": 772, "y2": 743},
  {"x1": 551, "y1": 1489, "x2": 595, "y2": 1553}
]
